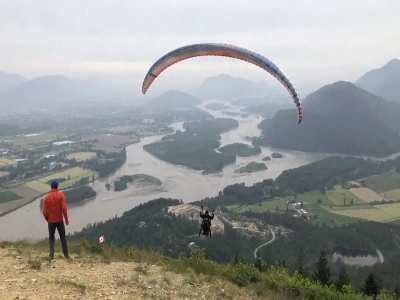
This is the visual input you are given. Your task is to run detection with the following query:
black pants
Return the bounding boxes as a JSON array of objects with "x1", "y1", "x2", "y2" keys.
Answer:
[{"x1": 48, "y1": 222, "x2": 69, "y2": 259}]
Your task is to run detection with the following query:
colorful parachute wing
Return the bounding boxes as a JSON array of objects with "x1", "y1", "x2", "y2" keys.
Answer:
[{"x1": 142, "y1": 43, "x2": 303, "y2": 123}]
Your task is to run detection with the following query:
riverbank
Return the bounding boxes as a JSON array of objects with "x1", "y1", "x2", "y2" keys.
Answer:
[{"x1": 0, "y1": 101, "x2": 324, "y2": 241}]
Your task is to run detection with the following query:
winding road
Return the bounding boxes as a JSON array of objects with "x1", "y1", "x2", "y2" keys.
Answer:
[{"x1": 253, "y1": 228, "x2": 276, "y2": 259}]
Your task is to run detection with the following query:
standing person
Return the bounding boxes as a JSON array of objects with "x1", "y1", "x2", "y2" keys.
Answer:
[{"x1": 42, "y1": 181, "x2": 69, "y2": 259}]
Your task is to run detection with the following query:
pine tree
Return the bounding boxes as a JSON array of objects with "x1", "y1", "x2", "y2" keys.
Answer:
[
  {"x1": 363, "y1": 273, "x2": 380, "y2": 300},
  {"x1": 395, "y1": 285, "x2": 400, "y2": 300},
  {"x1": 314, "y1": 250, "x2": 330, "y2": 285},
  {"x1": 254, "y1": 258, "x2": 262, "y2": 271},
  {"x1": 335, "y1": 265, "x2": 350, "y2": 291},
  {"x1": 297, "y1": 249, "x2": 306, "y2": 277}
]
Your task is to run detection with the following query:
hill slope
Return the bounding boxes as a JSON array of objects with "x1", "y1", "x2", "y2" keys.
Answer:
[
  {"x1": 0, "y1": 75, "x2": 138, "y2": 113},
  {"x1": 194, "y1": 74, "x2": 283, "y2": 100},
  {"x1": 356, "y1": 59, "x2": 400, "y2": 102},
  {"x1": 0, "y1": 71, "x2": 26, "y2": 92},
  {"x1": 143, "y1": 90, "x2": 201, "y2": 111},
  {"x1": 0, "y1": 241, "x2": 369, "y2": 300},
  {"x1": 0, "y1": 244, "x2": 258, "y2": 300},
  {"x1": 259, "y1": 81, "x2": 400, "y2": 157}
]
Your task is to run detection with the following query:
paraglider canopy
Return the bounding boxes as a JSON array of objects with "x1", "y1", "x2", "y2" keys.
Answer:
[{"x1": 142, "y1": 43, "x2": 303, "y2": 123}]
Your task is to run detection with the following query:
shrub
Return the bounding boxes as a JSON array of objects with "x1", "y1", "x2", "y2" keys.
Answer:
[{"x1": 225, "y1": 262, "x2": 261, "y2": 286}]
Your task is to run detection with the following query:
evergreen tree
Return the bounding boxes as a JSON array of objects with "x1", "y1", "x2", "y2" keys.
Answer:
[
  {"x1": 297, "y1": 249, "x2": 306, "y2": 277},
  {"x1": 254, "y1": 258, "x2": 262, "y2": 271},
  {"x1": 314, "y1": 250, "x2": 330, "y2": 285},
  {"x1": 363, "y1": 273, "x2": 380, "y2": 300},
  {"x1": 394, "y1": 285, "x2": 400, "y2": 300},
  {"x1": 335, "y1": 265, "x2": 350, "y2": 291}
]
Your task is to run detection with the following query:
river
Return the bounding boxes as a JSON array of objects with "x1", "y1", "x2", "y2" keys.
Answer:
[{"x1": 0, "y1": 101, "x2": 324, "y2": 241}]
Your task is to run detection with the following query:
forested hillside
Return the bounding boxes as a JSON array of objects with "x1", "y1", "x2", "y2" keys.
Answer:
[{"x1": 259, "y1": 81, "x2": 400, "y2": 156}]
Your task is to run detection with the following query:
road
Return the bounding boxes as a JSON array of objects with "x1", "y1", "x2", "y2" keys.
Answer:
[{"x1": 253, "y1": 228, "x2": 276, "y2": 259}]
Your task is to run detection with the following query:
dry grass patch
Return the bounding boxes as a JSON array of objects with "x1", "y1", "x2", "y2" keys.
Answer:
[
  {"x1": 67, "y1": 151, "x2": 96, "y2": 162},
  {"x1": 349, "y1": 187, "x2": 382, "y2": 203}
]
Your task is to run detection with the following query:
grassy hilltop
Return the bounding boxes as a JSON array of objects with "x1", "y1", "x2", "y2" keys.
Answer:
[{"x1": 0, "y1": 241, "x2": 374, "y2": 300}]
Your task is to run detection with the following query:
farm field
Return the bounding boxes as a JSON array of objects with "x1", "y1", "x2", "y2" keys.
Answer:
[
  {"x1": 0, "y1": 171, "x2": 9, "y2": 178},
  {"x1": 227, "y1": 198, "x2": 288, "y2": 213},
  {"x1": 329, "y1": 201, "x2": 400, "y2": 223},
  {"x1": 374, "y1": 202, "x2": 400, "y2": 222},
  {"x1": 0, "y1": 185, "x2": 41, "y2": 216},
  {"x1": 83, "y1": 134, "x2": 139, "y2": 152},
  {"x1": 0, "y1": 190, "x2": 21, "y2": 204},
  {"x1": 383, "y1": 188, "x2": 400, "y2": 201},
  {"x1": 0, "y1": 158, "x2": 14, "y2": 167},
  {"x1": 361, "y1": 170, "x2": 400, "y2": 192},
  {"x1": 5, "y1": 133, "x2": 63, "y2": 147},
  {"x1": 326, "y1": 186, "x2": 362, "y2": 206},
  {"x1": 67, "y1": 151, "x2": 97, "y2": 162},
  {"x1": 227, "y1": 191, "x2": 356, "y2": 226},
  {"x1": 349, "y1": 187, "x2": 382, "y2": 203},
  {"x1": 329, "y1": 206, "x2": 390, "y2": 222},
  {"x1": 25, "y1": 167, "x2": 95, "y2": 193}
]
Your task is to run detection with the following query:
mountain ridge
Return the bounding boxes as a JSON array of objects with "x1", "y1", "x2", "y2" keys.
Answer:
[
  {"x1": 356, "y1": 58, "x2": 400, "y2": 102},
  {"x1": 193, "y1": 73, "x2": 284, "y2": 100},
  {"x1": 259, "y1": 81, "x2": 400, "y2": 156}
]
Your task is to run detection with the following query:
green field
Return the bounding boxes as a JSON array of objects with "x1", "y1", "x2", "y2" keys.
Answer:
[
  {"x1": 227, "y1": 197, "x2": 288, "y2": 213},
  {"x1": 67, "y1": 152, "x2": 97, "y2": 162},
  {"x1": 6, "y1": 133, "x2": 64, "y2": 147},
  {"x1": 0, "y1": 190, "x2": 21, "y2": 204},
  {"x1": 227, "y1": 191, "x2": 356, "y2": 226},
  {"x1": 375, "y1": 202, "x2": 400, "y2": 222},
  {"x1": 348, "y1": 187, "x2": 382, "y2": 203},
  {"x1": 26, "y1": 167, "x2": 95, "y2": 193},
  {"x1": 326, "y1": 186, "x2": 362, "y2": 206},
  {"x1": 361, "y1": 170, "x2": 400, "y2": 192},
  {"x1": 329, "y1": 205, "x2": 394, "y2": 223},
  {"x1": 383, "y1": 188, "x2": 400, "y2": 201},
  {"x1": 228, "y1": 181, "x2": 400, "y2": 225}
]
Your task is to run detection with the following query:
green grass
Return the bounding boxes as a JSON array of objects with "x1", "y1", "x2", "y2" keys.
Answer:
[
  {"x1": 26, "y1": 167, "x2": 95, "y2": 193},
  {"x1": 227, "y1": 198, "x2": 288, "y2": 213},
  {"x1": 71, "y1": 241, "x2": 371, "y2": 299},
  {"x1": 326, "y1": 186, "x2": 362, "y2": 206},
  {"x1": 0, "y1": 190, "x2": 21, "y2": 204},
  {"x1": 383, "y1": 188, "x2": 400, "y2": 201},
  {"x1": 227, "y1": 191, "x2": 358, "y2": 226},
  {"x1": 66, "y1": 152, "x2": 97, "y2": 162},
  {"x1": 328, "y1": 206, "x2": 392, "y2": 222},
  {"x1": 361, "y1": 170, "x2": 400, "y2": 192}
]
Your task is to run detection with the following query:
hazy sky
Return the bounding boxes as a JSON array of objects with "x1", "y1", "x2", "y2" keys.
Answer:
[{"x1": 1, "y1": 0, "x2": 399, "y2": 93}]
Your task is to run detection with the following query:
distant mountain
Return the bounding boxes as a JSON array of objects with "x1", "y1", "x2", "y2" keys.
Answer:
[
  {"x1": 234, "y1": 96, "x2": 291, "y2": 118},
  {"x1": 356, "y1": 58, "x2": 400, "y2": 102},
  {"x1": 0, "y1": 75, "x2": 87, "y2": 112},
  {"x1": 0, "y1": 75, "x2": 138, "y2": 113},
  {"x1": 259, "y1": 81, "x2": 400, "y2": 157},
  {"x1": 140, "y1": 90, "x2": 211, "y2": 123},
  {"x1": 144, "y1": 90, "x2": 201, "y2": 111},
  {"x1": 193, "y1": 74, "x2": 284, "y2": 100},
  {"x1": 0, "y1": 71, "x2": 26, "y2": 93}
]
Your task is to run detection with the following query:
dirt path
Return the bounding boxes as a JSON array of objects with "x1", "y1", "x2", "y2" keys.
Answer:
[
  {"x1": 0, "y1": 245, "x2": 258, "y2": 299},
  {"x1": 253, "y1": 228, "x2": 276, "y2": 260}
]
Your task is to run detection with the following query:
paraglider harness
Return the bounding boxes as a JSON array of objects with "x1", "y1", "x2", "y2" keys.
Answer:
[{"x1": 199, "y1": 205, "x2": 214, "y2": 238}]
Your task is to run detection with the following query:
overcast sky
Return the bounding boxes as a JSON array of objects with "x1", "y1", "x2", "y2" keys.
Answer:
[{"x1": 1, "y1": 0, "x2": 399, "y2": 93}]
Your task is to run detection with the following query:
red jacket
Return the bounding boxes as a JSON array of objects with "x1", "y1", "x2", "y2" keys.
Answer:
[{"x1": 42, "y1": 189, "x2": 69, "y2": 224}]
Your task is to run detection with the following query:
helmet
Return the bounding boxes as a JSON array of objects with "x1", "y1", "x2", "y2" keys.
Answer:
[{"x1": 51, "y1": 180, "x2": 59, "y2": 189}]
